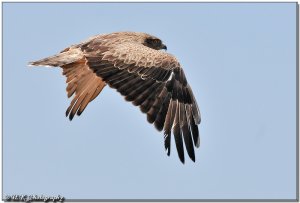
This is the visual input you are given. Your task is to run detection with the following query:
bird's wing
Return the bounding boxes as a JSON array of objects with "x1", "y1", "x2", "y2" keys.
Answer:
[
  {"x1": 29, "y1": 46, "x2": 106, "y2": 119},
  {"x1": 61, "y1": 58, "x2": 106, "y2": 120},
  {"x1": 82, "y1": 42, "x2": 201, "y2": 163}
]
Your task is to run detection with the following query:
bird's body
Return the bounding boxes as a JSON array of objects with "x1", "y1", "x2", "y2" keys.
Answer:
[{"x1": 29, "y1": 31, "x2": 201, "y2": 163}]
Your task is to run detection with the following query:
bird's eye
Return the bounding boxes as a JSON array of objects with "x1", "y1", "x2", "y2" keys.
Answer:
[
  {"x1": 153, "y1": 39, "x2": 160, "y2": 44},
  {"x1": 144, "y1": 38, "x2": 161, "y2": 49}
]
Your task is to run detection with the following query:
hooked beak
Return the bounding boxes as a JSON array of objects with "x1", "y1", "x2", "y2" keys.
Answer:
[{"x1": 162, "y1": 44, "x2": 167, "y2": 50}]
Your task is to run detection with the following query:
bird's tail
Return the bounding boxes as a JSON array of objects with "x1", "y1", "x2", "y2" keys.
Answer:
[{"x1": 28, "y1": 48, "x2": 84, "y2": 67}]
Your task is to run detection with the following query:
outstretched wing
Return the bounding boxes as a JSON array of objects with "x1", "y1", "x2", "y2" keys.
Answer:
[{"x1": 82, "y1": 42, "x2": 201, "y2": 163}]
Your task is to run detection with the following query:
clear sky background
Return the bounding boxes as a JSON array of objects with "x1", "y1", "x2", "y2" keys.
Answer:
[{"x1": 3, "y1": 2, "x2": 297, "y2": 200}]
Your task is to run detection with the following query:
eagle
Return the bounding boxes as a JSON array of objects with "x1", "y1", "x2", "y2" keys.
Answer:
[{"x1": 29, "y1": 32, "x2": 201, "y2": 163}]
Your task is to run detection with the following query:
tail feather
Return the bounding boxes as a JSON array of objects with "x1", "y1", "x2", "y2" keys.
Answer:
[{"x1": 28, "y1": 48, "x2": 84, "y2": 67}]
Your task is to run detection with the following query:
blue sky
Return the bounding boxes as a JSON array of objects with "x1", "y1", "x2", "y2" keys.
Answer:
[{"x1": 3, "y1": 2, "x2": 297, "y2": 200}]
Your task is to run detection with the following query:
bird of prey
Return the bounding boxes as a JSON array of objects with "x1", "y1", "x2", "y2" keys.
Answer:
[{"x1": 29, "y1": 32, "x2": 201, "y2": 163}]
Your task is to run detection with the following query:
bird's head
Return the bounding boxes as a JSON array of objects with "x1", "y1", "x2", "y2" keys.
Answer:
[
  {"x1": 112, "y1": 32, "x2": 167, "y2": 51},
  {"x1": 143, "y1": 37, "x2": 167, "y2": 51}
]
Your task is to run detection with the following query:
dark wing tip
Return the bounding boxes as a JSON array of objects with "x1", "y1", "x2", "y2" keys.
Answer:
[
  {"x1": 66, "y1": 107, "x2": 71, "y2": 118},
  {"x1": 77, "y1": 110, "x2": 83, "y2": 116},
  {"x1": 154, "y1": 122, "x2": 164, "y2": 131},
  {"x1": 69, "y1": 114, "x2": 74, "y2": 121},
  {"x1": 147, "y1": 113, "x2": 156, "y2": 124},
  {"x1": 190, "y1": 153, "x2": 196, "y2": 162},
  {"x1": 179, "y1": 155, "x2": 185, "y2": 164}
]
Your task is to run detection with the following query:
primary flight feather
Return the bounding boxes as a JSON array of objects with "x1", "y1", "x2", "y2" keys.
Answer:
[{"x1": 29, "y1": 31, "x2": 201, "y2": 163}]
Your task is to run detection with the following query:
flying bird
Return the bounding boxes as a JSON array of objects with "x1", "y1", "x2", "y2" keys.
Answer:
[{"x1": 29, "y1": 32, "x2": 201, "y2": 163}]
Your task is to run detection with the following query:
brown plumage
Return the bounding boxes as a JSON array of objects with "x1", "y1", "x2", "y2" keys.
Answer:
[{"x1": 29, "y1": 31, "x2": 201, "y2": 163}]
